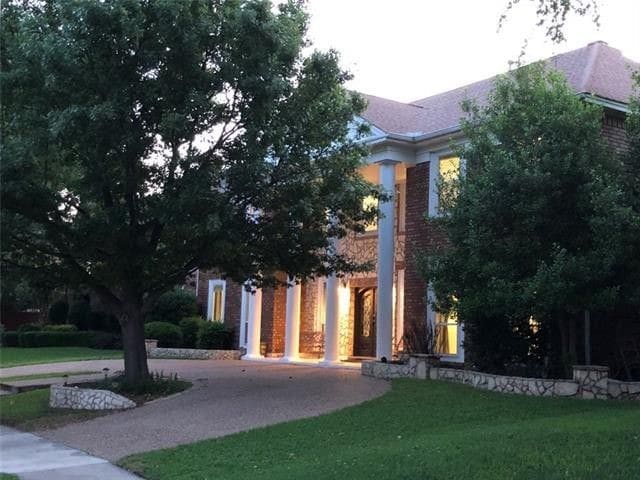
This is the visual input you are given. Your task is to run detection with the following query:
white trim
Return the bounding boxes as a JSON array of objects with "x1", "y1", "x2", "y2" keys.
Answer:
[
  {"x1": 206, "y1": 279, "x2": 227, "y2": 322},
  {"x1": 426, "y1": 288, "x2": 464, "y2": 363}
]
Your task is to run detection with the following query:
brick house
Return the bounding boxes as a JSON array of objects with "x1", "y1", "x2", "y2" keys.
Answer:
[{"x1": 188, "y1": 41, "x2": 637, "y2": 365}]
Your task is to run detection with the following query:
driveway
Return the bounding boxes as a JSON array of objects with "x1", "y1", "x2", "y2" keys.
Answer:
[{"x1": 1, "y1": 359, "x2": 389, "y2": 461}]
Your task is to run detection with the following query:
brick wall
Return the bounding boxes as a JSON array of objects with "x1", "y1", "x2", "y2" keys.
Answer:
[
  {"x1": 602, "y1": 111, "x2": 629, "y2": 155},
  {"x1": 403, "y1": 163, "x2": 430, "y2": 334},
  {"x1": 260, "y1": 274, "x2": 287, "y2": 355}
]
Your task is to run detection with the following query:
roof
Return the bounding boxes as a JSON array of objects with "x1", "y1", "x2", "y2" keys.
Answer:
[{"x1": 361, "y1": 41, "x2": 639, "y2": 137}]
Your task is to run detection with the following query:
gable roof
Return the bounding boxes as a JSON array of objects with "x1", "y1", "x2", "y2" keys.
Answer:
[{"x1": 361, "y1": 41, "x2": 639, "y2": 137}]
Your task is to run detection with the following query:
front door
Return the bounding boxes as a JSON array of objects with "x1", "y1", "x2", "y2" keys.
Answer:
[{"x1": 354, "y1": 287, "x2": 376, "y2": 357}]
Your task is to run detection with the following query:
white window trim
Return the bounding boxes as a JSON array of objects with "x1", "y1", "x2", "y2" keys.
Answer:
[
  {"x1": 207, "y1": 279, "x2": 227, "y2": 322},
  {"x1": 428, "y1": 150, "x2": 466, "y2": 218},
  {"x1": 238, "y1": 287, "x2": 250, "y2": 347},
  {"x1": 426, "y1": 287, "x2": 465, "y2": 363}
]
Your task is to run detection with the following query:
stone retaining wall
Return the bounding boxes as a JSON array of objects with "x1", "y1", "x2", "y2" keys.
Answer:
[
  {"x1": 50, "y1": 384, "x2": 135, "y2": 410},
  {"x1": 148, "y1": 347, "x2": 242, "y2": 360},
  {"x1": 362, "y1": 357, "x2": 640, "y2": 401}
]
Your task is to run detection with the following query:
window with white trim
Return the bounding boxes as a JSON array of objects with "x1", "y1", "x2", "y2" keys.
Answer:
[
  {"x1": 207, "y1": 279, "x2": 226, "y2": 322},
  {"x1": 428, "y1": 154, "x2": 462, "y2": 216}
]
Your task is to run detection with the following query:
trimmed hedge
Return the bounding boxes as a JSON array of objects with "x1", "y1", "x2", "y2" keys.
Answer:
[
  {"x1": 0, "y1": 330, "x2": 121, "y2": 349},
  {"x1": 43, "y1": 324, "x2": 78, "y2": 332},
  {"x1": 146, "y1": 288, "x2": 197, "y2": 325},
  {"x1": 144, "y1": 322, "x2": 183, "y2": 348},
  {"x1": 197, "y1": 321, "x2": 233, "y2": 349},
  {"x1": 179, "y1": 317, "x2": 206, "y2": 348},
  {"x1": 1, "y1": 332, "x2": 19, "y2": 347}
]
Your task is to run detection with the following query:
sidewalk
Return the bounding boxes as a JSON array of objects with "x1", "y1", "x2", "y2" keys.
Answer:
[{"x1": 0, "y1": 426, "x2": 140, "y2": 479}]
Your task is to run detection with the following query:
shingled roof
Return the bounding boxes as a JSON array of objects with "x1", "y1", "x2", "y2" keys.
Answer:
[{"x1": 361, "y1": 41, "x2": 638, "y2": 137}]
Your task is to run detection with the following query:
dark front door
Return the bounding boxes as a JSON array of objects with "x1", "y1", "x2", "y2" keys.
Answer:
[{"x1": 354, "y1": 287, "x2": 376, "y2": 357}]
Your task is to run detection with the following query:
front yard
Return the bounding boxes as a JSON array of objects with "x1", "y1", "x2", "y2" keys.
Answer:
[
  {"x1": 122, "y1": 379, "x2": 640, "y2": 480},
  {"x1": 0, "y1": 347, "x2": 122, "y2": 367}
]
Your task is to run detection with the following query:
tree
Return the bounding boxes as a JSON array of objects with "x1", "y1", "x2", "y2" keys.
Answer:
[
  {"x1": 1, "y1": 0, "x2": 377, "y2": 381},
  {"x1": 422, "y1": 65, "x2": 625, "y2": 375}
]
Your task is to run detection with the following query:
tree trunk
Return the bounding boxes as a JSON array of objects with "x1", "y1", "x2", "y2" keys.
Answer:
[{"x1": 120, "y1": 304, "x2": 149, "y2": 383}]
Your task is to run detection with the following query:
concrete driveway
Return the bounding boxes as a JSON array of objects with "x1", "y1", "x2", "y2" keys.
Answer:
[{"x1": 1, "y1": 359, "x2": 389, "y2": 461}]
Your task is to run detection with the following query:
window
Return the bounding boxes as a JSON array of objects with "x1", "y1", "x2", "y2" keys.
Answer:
[
  {"x1": 207, "y1": 280, "x2": 226, "y2": 322},
  {"x1": 434, "y1": 311, "x2": 458, "y2": 355},
  {"x1": 362, "y1": 195, "x2": 378, "y2": 232},
  {"x1": 428, "y1": 154, "x2": 462, "y2": 216}
]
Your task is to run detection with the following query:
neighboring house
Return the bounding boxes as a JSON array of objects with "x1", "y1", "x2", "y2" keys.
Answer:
[{"x1": 188, "y1": 41, "x2": 637, "y2": 365}]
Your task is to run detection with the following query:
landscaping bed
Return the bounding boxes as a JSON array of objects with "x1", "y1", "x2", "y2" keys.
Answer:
[{"x1": 121, "y1": 379, "x2": 640, "y2": 480}]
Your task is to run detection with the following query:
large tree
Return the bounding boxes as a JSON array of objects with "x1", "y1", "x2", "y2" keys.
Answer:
[
  {"x1": 1, "y1": 0, "x2": 377, "y2": 381},
  {"x1": 422, "y1": 65, "x2": 628, "y2": 375}
]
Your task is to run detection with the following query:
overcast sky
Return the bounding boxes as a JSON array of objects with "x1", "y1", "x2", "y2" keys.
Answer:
[{"x1": 306, "y1": 0, "x2": 640, "y2": 102}]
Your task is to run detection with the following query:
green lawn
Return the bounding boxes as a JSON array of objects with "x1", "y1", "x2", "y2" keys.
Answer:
[
  {"x1": 0, "y1": 347, "x2": 122, "y2": 368},
  {"x1": 0, "y1": 388, "x2": 107, "y2": 430},
  {"x1": 122, "y1": 379, "x2": 640, "y2": 480}
]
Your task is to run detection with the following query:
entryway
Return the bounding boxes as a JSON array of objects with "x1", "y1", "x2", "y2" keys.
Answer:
[{"x1": 353, "y1": 287, "x2": 376, "y2": 357}]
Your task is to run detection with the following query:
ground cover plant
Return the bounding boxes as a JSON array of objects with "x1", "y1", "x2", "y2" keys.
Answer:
[
  {"x1": 122, "y1": 379, "x2": 640, "y2": 480},
  {"x1": 0, "y1": 347, "x2": 122, "y2": 367}
]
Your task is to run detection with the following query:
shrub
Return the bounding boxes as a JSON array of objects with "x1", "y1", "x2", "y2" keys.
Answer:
[
  {"x1": 197, "y1": 321, "x2": 232, "y2": 349},
  {"x1": 87, "y1": 331, "x2": 122, "y2": 349},
  {"x1": 68, "y1": 299, "x2": 92, "y2": 330},
  {"x1": 144, "y1": 322, "x2": 183, "y2": 348},
  {"x1": 43, "y1": 324, "x2": 78, "y2": 332},
  {"x1": 1, "y1": 331, "x2": 19, "y2": 347},
  {"x1": 89, "y1": 311, "x2": 120, "y2": 333},
  {"x1": 48, "y1": 300, "x2": 69, "y2": 324},
  {"x1": 146, "y1": 288, "x2": 197, "y2": 325},
  {"x1": 17, "y1": 323, "x2": 42, "y2": 333},
  {"x1": 179, "y1": 316, "x2": 206, "y2": 348},
  {"x1": 18, "y1": 331, "x2": 92, "y2": 347}
]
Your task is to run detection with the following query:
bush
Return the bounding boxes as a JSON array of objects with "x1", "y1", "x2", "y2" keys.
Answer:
[
  {"x1": 48, "y1": 300, "x2": 69, "y2": 324},
  {"x1": 17, "y1": 323, "x2": 42, "y2": 333},
  {"x1": 146, "y1": 288, "x2": 197, "y2": 325},
  {"x1": 43, "y1": 324, "x2": 78, "y2": 332},
  {"x1": 179, "y1": 316, "x2": 206, "y2": 348},
  {"x1": 1, "y1": 331, "x2": 19, "y2": 347},
  {"x1": 197, "y1": 321, "x2": 232, "y2": 349},
  {"x1": 89, "y1": 311, "x2": 120, "y2": 333},
  {"x1": 18, "y1": 331, "x2": 92, "y2": 347},
  {"x1": 68, "y1": 299, "x2": 92, "y2": 330},
  {"x1": 87, "y1": 331, "x2": 122, "y2": 349},
  {"x1": 144, "y1": 322, "x2": 183, "y2": 348}
]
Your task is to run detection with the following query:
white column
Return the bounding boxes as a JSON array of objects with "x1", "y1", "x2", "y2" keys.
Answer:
[
  {"x1": 376, "y1": 161, "x2": 396, "y2": 360},
  {"x1": 243, "y1": 287, "x2": 263, "y2": 360},
  {"x1": 320, "y1": 274, "x2": 340, "y2": 365},
  {"x1": 282, "y1": 278, "x2": 301, "y2": 362}
]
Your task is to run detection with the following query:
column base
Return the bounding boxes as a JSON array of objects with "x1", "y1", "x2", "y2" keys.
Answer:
[
  {"x1": 319, "y1": 359, "x2": 342, "y2": 367},
  {"x1": 280, "y1": 356, "x2": 299, "y2": 363},
  {"x1": 242, "y1": 353, "x2": 264, "y2": 361}
]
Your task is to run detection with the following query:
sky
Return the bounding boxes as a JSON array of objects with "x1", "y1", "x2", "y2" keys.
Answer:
[{"x1": 306, "y1": 0, "x2": 640, "y2": 103}]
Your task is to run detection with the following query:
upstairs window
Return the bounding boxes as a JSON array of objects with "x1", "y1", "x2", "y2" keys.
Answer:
[
  {"x1": 362, "y1": 195, "x2": 379, "y2": 232},
  {"x1": 208, "y1": 280, "x2": 226, "y2": 322},
  {"x1": 429, "y1": 154, "x2": 462, "y2": 216}
]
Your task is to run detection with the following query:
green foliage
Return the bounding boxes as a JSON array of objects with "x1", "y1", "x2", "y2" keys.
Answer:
[
  {"x1": 1, "y1": 331, "x2": 20, "y2": 347},
  {"x1": 47, "y1": 300, "x2": 69, "y2": 325},
  {"x1": 424, "y1": 64, "x2": 629, "y2": 375},
  {"x1": 197, "y1": 321, "x2": 233, "y2": 349},
  {"x1": 17, "y1": 324, "x2": 42, "y2": 333},
  {"x1": 86, "y1": 331, "x2": 122, "y2": 350},
  {"x1": 67, "y1": 299, "x2": 92, "y2": 331},
  {"x1": 18, "y1": 331, "x2": 92, "y2": 348},
  {"x1": 1, "y1": 0, "x2": 377, "y2": 380},
  {"x1": 43, "y1": 324, "x2": 77, "y2": 332},
  {"x1": 179, "y1": 316, "x2": 206, "y2": 348},
  {"x1": 146, "y1": 289, "x2": 197, "y2": 326},
  {"x1": 144, "y1": 322, "x2": 183, "y2": 348},
  {"x1": 88, "y1": 311, "x2": 121, "y2": 333}
]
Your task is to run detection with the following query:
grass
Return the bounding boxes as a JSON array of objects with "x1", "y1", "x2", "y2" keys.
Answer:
[
  {"x1": 0, "y1": 388, "x2": 108, "y2": 431},
  {"x1": 0, "y1": 347, "x2": 122, "y2": 367},
  {"x1": 121, "y1": 379, "x2": 640, "y2": 480},
  {"x1": 0, "y1": 371, "x2": 99, "y2": 382},
  {"x1": 0, "y1": 375, "x2": 191, "y2": 431},
  {"x1": 0, "y1": 474, "x2": 19, "y2": 480}
]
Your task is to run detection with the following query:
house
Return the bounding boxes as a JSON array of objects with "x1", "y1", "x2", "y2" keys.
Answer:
[{"x1": 187, "y1": 41, "x2": 637, "y2": 365}]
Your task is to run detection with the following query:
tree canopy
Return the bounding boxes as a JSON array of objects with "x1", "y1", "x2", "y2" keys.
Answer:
[
  {"x1": 422, "y1": 65, "x2": 636, "y2": 375},
  {"x1": 1, "y1": 0, "x2": 377, "y2": 380}
]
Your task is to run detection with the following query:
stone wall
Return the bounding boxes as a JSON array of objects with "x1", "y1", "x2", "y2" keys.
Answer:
[
  {"x1": 362, "y1": 358, "x2": 640, "y2": 401},
  {"x1": 50, "y1": 384, "x2": 135, "y2": 410},
  {"x1": 148, "y1": 347, "x2": 242, "y2": 360}
]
